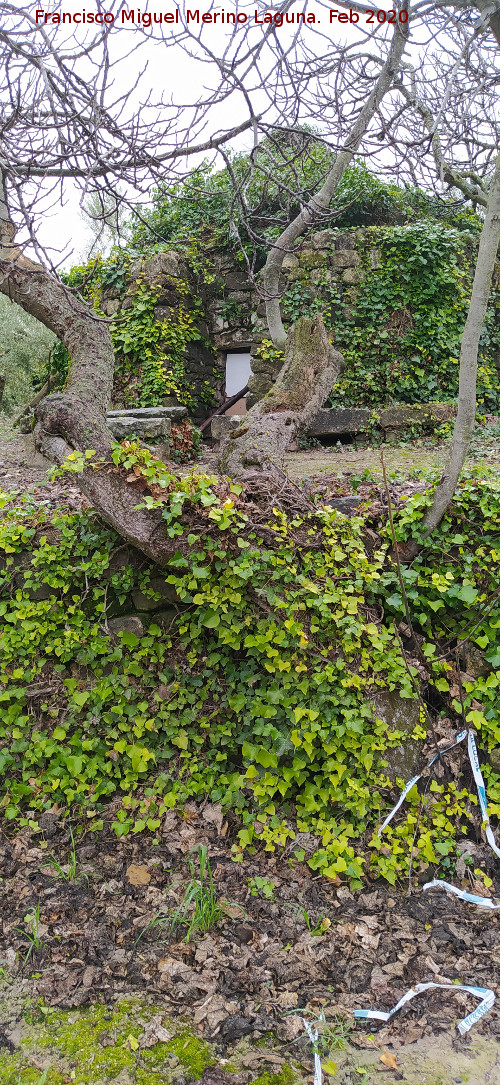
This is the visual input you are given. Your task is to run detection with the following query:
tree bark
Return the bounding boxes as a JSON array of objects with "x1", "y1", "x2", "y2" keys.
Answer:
[
  {"x1": 403, "y1": 151, "x2": 500, "y2": 559},
  {"x1": 263, "y1": 11, "x2": 409, "y2": 350},
  {"x1": 219, "y1": 313, "x2": 343, "y2": 477},
  {"x1": 0, "y1": 188, "x2": 177, "y2": 565}
]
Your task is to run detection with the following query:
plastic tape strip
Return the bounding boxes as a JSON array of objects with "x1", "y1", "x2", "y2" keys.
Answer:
[
  {"x1": 302, "y1": 1019, "x2": 322, "y2": 1085},
  {"x1": 423, "y1": 878, "x2": 500, "y2": 909},
  {"x1": 467, "y1": 731, "x2": 500, "y2": 860},
  {"x1": 377, "y1": 731, "x2": 467, "y2": 835},
  {"x1": 354, "y1": 981, "x2": 495, "y2": 1036}
]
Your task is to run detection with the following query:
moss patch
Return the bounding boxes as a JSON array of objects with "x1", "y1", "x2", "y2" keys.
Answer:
[
  {"x1": 253, "y1": 1068, "x2": 296, "y2": 1085},
  {"x1": 0, "y1": 998, "x2": 215, "y2": 1084}
]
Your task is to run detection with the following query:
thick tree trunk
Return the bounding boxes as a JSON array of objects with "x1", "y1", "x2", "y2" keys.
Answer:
[
  {"x1": 0, "y1": 193, "x2": 176, "y2": 564},
  {"x1": 402, "y1": 151, "x2": 500, "y2": 560},
  {"x1": 264, "y1": 11, "x2": 409, "y2": 349},
  {"x1": 219, "y1": 313, "x2": 343, "y2": 477}
]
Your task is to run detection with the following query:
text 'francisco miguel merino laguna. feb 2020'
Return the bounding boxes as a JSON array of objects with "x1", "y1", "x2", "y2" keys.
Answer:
[{"x1": 34, "y1": 8, "x2": 410, "y2": 27}]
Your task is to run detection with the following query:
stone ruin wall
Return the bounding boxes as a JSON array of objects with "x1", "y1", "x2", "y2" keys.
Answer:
[{"x1": 98, "y1": 227, "x2": 387, "y2": 419}]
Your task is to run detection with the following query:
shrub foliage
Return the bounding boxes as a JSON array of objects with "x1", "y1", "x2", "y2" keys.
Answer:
[{"x1": 1, "y1": 452, "x2": 500, "y2": 885}]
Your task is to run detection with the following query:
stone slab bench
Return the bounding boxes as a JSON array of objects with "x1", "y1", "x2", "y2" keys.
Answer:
[
  {"x1": 307, "y1": 403, "x2": 456, "y2": 440},
  {"x1": 106, "y1": 406, "x2": 187, "y2": 441},
  {"x1": 211, "y1": 403, "x2": 456, "y2": 442}
]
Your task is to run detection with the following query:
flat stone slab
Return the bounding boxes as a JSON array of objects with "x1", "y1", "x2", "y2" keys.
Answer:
[
  {"x1": 307, "y1": 408, "x2": 371, "y2": 437},
  {"x1": 210, "y1": 403, "x2": 456, "y2": 443},
  {"x1": 107, "y1": 406, "x2": 187, "y2": 420},
  {"x1": 307, "y1": 402, "x2": 456, "y2": 438},
  {"x1": 106, "y1": 406, "x2": 187, "y2": 441}
]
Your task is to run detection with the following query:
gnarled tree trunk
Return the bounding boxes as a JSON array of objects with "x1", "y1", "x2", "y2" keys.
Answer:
[
  {"x1": 220, "y1": 313, "x2": 343, "y2": 478},
  {"x1": 0, "y1": 188, "x2": 176, "y2": 565}
]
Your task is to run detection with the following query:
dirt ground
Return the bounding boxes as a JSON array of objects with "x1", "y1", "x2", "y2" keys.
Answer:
[
  {"x1": 2, "y1": 419, "x2": 500, "y2": 1083},
  {"x1": 2, "y1": 812, "x2": 500, "y2": 1083}
]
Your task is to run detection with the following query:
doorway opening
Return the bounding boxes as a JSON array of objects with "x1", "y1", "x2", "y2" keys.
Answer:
[{"x1": 225, "y1": 351, "x2": 252, "y2": 414}]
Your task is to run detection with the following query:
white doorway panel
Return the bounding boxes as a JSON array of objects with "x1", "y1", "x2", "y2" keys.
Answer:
[{"x1": 225, "y1": 352, "x2": 252, "y2": 397}]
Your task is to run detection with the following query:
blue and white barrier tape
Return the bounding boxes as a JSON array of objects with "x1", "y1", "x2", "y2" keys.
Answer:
[
  {"x1": 467, "y1": 730, "x2": 500, "y2": 860},
  {"x1": 379, "y1": 728, "x2": 500, "y2": 910},
  {"x1": 354, "y1": 981, "x2": 495, "y2": 1036},
  {"x1": 362, "y1": 727, "x2": 500, "y2": 1032},
  {"x1": 423, "y1": 878, "x2": 500, "y2": 909},
  {"x1": 302, "y1": 1019, "x2": 322, "y2": 1085},
  {"x1": 377, "y1": 730, "x2": 467, "y2": 836}
]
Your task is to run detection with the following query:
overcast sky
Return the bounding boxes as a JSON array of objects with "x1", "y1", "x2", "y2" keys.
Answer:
[{"x1": 24, "y1": 0, "x2": 384, "y2": 264}]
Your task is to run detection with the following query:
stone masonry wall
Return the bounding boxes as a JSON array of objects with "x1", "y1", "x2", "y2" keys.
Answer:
[{"x1": 99, "y1": 225, "x2": 478, "y2": 417}]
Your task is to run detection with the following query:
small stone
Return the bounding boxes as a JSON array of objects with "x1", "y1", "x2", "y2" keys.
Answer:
[
  {"x1": 108, "y1": 615, "x2": 145, "y2": 638},
  {"x1": 342, "y1": 266, "x2": 364, "y2": 284},
  {"x1": 220, "y1": 1015, "x2": 254, "y2": 1041},
  {"x1": 126, "y1": 863, "x2": 151, "y2": 886},
  {"x1": 331, "y1": 249, "x2": 361, "y2": 269},
  {"x1": 234, "y1": 924, "x2": 254, "y2": 944}
]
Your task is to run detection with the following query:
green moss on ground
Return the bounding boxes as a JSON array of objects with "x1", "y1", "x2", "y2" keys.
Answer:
[
  {"x1": 1, "y1": 999, "x2": 216, "y2": 1084},
  {"x1": 253, "y1": 1068, "x2": 296, "y2": 1085}
]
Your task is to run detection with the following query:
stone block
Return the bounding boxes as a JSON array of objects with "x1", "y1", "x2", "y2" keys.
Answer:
[
  {"x1": 13, "y1": 575, "x2": 53, "y2": 601},
  {"x1": 306, "y1": 407, "x2": 371, "y2": 438},
  {"x1": 108, "y1": 406, "x2": 186, "y2": 421},
  {"x1": 311, "y1": 229, "x2": 337, "y2": 249},
  {"x1": 342, "y1": 267, "x2": 364, "y2": 284},
  {"x1": 310, "y1": 268, "x2": 338, "y2": 286},
  {"x1": 306, "y1": 403, "x2": 456, "y2": 440},
  {"x1": 286, "y1": 268, "x2": 308, "y2": 283},
  {"x1": 103, "y1": 298, "x2": 120, "y2": 316},
  {"x1": 155, "y1": 608, "x2": 180, "y2": 630},
  {"x1": 142, "y1": 251, "x2": 179, "y2": 283},
  {"x1": 108, "y1": 615, "x2": 146, "y2": 638},
  {"x1": 132, "y1": 577, "x2": 181, "y2": 611},
  {"x1": 106, "y1": 407, "x2": 185, "y2": 442},
  {"x1": 224, "y1": 271, "x2": 252, "y2": 290},
  {"x1": 247, "y1": 374, "x2": 272, "y2": 404},
  {"x1": 371, "y1": 690, "x2": 423, "y2": 783},
  {"x1": 211, "y1": 415, "x2": 244, "y2": 440},
  {"x1": 282, "y1": 253, "x2": 299, "y2": 269},
  {"x1": 154, "y1": 306, "x2": 176, "y2": 322},
  {"x1": 378, "y1": 403, "x2": 456, "y2": 432},
  {"x1": 332, "y1": 250, "x2": 361, "y2": 270},
  {"x1": 460, "y1": 644, "x2": 491, "y2": 679},
  {"x1": 299, "y1": 251, "x2": 328, "y2": 270},
  {"x1": 107, "y1": 416, "x2": 171, "y2": 441},
  {"x1": 368, "y1": 248, "x2": 382, "y2": 270},
  {"x1": 334, "y1": 232, "x2": 357, "y2": 249}
]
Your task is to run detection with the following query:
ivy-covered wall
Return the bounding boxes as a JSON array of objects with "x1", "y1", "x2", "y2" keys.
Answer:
[
  {"x1": 52, "y1": 244, "x2": 256, "y2": 421},
  {"x1": 249, "y1": 223, "x2": 500, "y2": 411},
  {"x1": 54, "y1": 220, "x2": 500, "y2": 419}
]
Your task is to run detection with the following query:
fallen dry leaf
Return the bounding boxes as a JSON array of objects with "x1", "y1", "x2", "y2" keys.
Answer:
[
  {"x1": 222, "y1": 902, "x2": 246, "y2": 920},
  {"x1": 380, "y1": 1048, "x2": 398, "y2": 1071},
  {"x1": 125, "y1": 863, "x2": 151, "y2": 886}
]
